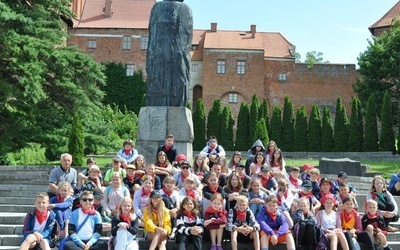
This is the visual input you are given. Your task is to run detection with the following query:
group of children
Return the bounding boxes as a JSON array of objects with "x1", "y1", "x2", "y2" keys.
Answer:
[{"x1": 20, "y1": 137, "x2": 398, "y2": 250}]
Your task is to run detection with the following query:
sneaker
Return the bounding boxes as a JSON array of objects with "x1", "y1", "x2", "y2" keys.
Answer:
[
  {"x1": 384, "y1": 246, "x2": 393, "y2": 250},
  {"x1": 216, "y1": 245, "x2": 223, "y2": 250},
  {"x1": 210, "y1": 245, "x2": 217, "y2": 250}
]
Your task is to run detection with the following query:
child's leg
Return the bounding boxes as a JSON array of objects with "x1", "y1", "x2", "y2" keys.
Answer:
[
  {"x1": 356, "y1": 231, "x2": 375, "y2": 250},
  {"x1": 146, "y1": 232, "x2": 160, "y2": 250},
  {"x1": 230, "y1": 231, "x2": 238, "y2": 250},
  {"x1": 192, "y1": 235, "x2": 202, "y2": 250},
  {"x1": 376, "y1": 232, "x2": 387, "y2": 246},
  {"x1": 327, "y1": 234, "x2": 338, "y2": 250},
  {"x1": 336, "y1": 232, "x2": 349, "y2": 250},
  {"x1": 252, "y1": 231, "x2": 260, "y2": 250},
  {"x1": 365, "y1": 225, "x2": 374, "y2": 236},
  {"x1": 158, "y1": 234, "x2": 168, "y2": 250},
  {"x1": 210, "y1": 229, "x2": 217, "y2": 245},
  {"x1": 343, "y1": 231, "x2": 356, "y2": 250},
  {"x1": 216, "y1": 226, "x2": 225, "y2": 245},
  {"x1": 295, "y1": 222, "x2": 306, "y2": 246},
  {"x1": 64, "y1": 220, "x2": 69, "y2": 237},
  {"x1": 19, "y1": 234, "x2": 37, "y2": 250},
  {"x1": 282, "y1": 211, "x2": 293, "y2": 229},
  {"x1": 260, "y1": 233, "x2": 269, "y2": 250},
  {"x1": 285, "y1": 232, "x2": 296, "y2": 250},
  {"x1": 39, "y1": 238, "x2": 51, "y2": 250}
]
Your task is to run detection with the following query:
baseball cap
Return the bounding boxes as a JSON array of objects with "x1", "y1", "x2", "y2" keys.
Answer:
[
  {"x1": 93, "y1": 189, "x2": 103, "y2": 199},
  {"x1": 175, "y1": 154, "x2": 187, "y2": 162},
  {"x1": 126, "y1": 164, "x2": 136, "y2": 170},
  {"x1": 338, "y1": 171, "x2": 348, "y2": 178},
  {"x1": 260, "y1": 166, "x2": 269, "y2": 172},
  {"x1": 301, "y1": 180, "x2": 312, "y2": 189},
  {"x1": 319, "y1": 177, "x2": 332, "y2": 187},
  {"x1": 320, "y1": 193, "x2": 337, "y2": 206},
  {"x1": 150, "y1": 190, "x2": 162, "y2": 198},
  {"x1": 180, "y1": 160, "x2": 191, "y2": 168},
  {"x1": 302, "y1": 163, "x2": 314, "y2": 172},
  {"x1": 88, "y1": 165, "x2": 101, "y2": 173},
  {"x1": 236, "y1": 163, "x2": 245, "y2": 169}
]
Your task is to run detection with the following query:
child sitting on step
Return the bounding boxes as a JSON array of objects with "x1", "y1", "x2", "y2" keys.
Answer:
[{"x1": 20, "y1": 192, "x2": 56, "y2": 250}]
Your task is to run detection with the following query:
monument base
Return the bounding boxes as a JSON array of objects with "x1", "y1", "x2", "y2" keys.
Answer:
[
  {"x1": 319, "y1": 157, "x2": 368, "y2": 176},
  {"x1": 136, "y1": 107, "x2": 194, "y2": 163}
]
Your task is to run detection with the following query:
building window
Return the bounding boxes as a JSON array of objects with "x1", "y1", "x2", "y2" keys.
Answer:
[
  {"x1": 192, "y1": 64, "x2": 198, "y2": 72},
  {"x1": 126, "y1": 64, "x2": 135, "y2": 76},
  {"x1": 228, "y1": 93, "x2": 238, "y2": 103},
  {"x1": 192, "y1": 45, "x2": 198, "y2": 50},
  {"x1": 278, "y1": 73, "x2": 287, "y2": 81},
  {"x1": 217, "y1": 60, "x2": 226, "y2": 74},
  {"x1": 122, "y1": 36, "x2": 132, "y2": 50},
  {"x1": 237, "y1": 61, "x2": 246, "y2": 75},
  {"x1": 140, "y1": 36, "x2": 148, "y2": 49},
  {"x1": 87, "y1": 40, "x2": 96, "y2": 48}
]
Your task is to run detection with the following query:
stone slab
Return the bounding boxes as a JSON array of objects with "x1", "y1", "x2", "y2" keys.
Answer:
[{"x1": 319, "y1": 157, "x2": 367, "y2": 176}]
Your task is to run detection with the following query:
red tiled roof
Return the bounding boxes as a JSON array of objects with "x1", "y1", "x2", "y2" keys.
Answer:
[
  {"x1": 75, "y1": 0, "x2": 155, "y2": 29},
  {"x1": 369, "y1": 1, "x2": 400, "y2": 31},
  {"x1": 202, "y1": 30, "x2": 294, "y2": 58}
]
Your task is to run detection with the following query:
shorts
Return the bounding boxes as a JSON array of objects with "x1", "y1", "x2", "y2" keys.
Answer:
[
  {"x1": 260, "y1": 230, "x2": 291, "y2": 244},
  {"x1": 390, "y1": 186, "x2": 400, "y2": 196}
]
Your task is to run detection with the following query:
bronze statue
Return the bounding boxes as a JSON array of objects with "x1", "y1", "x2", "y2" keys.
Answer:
[{"x1": 145, "y1": 0, "x2": 193, "y2": 107}]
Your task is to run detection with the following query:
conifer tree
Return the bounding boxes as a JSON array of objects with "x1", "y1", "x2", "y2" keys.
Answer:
[
  {"x1": 220, "y1": 106, "x2": 234, "y2": 150},
  {"x1": 193, "y1": 98, "x2": 206, "y2": 150},
  {"x1": 253, "y1": 118, "x2": 269, "y2": 147},
  {"x1": 270, "y1": 106, "x2": 282, "y2": 147},
  {"x1": 321, "y1": 106, "x2": 334, "y2": 152},
  {"x1": 379, "y1": 91, "x2": 395, "y2": 152},
  {"x1": 308, "y1": 104, "x2": 322, "y2": 152},
  {"x1": 249, "y1": 95, "x2": 260, "y2": 146},
  {"x1": 348, "y1": 97, "x2": 364, "y2": 152},
  {"x1": 398, "y1": 108, "x2": 400, "y2": 154},
  {"x1": 235, "y1": 102, "x2": 250, "y2": 150},
  {"x1": 282, "y1": 96, "x2": 295, "y2": 151},
  {"x1": 207, "y1": 99, "x2": 223, "y2": 139},
  {"x1": 259, "y1": 98, "x2": 270, "y2": 132},
  {"x1": 333, "y1": 98, "x2": 349, "y2": 151},
  {"x1": 68, "y1": 114, "x2": 85, "y2": 166},
  {"x1": 364, "y1": 95, "x2": 379, "y2": 151},
  {"x1": 294, "y1": 106, "x2": 308, "y2": 151}
]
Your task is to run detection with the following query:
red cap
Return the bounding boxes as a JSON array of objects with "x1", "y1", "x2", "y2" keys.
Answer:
[
  {"x1": 175, "y1": 154, "x2": 187, "y2": 162},
  {"x1": 302, "y1": 163, "x2": 314, "y2": 172}
]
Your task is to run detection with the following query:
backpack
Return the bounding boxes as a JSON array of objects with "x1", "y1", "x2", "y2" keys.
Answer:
[{"x1": 105, "y1": 185, "x2": 128, "y2": 200}]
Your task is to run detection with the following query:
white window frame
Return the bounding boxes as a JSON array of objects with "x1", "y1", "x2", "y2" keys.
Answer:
[
  {"x1": 140, "y1": 36, "x2": 148, "y2": 50},
  {"x1": 122, "y1": 36, "x2": 132, "y2": 50},
  {"x1": 237, "y1": 61, "x2": 246, "y2": 75},
  {"x1": 192, "y1": 64, "x2": 198, "y2": 72},
  {"x1": 278, "y1": 73, "x2": 287, "y2": 81},
  {"x1": 87, "y1": 40, "x2": 96, "y2": 48},
  {"x1": 217, "y1": 60, "x2": 226, "y2": 74},
  {"x1": 126, "y1": 64, "x2": 135, "y2": 76},
  {"x1": 228, "y1": 93, "x2": 238, "y2": 103}
]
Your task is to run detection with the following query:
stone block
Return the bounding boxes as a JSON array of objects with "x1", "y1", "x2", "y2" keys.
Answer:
[{"x1": 319, "y1": 157, "x2": 367, "y2": 176}]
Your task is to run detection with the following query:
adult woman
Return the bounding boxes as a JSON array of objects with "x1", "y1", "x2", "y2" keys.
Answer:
[{"x1": 365, "y1": 176, "x2": 399, "y2": 232}]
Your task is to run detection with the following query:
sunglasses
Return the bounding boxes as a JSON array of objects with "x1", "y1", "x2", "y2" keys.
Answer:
[
  {"x1": 181, "y1": 166, "x2": 190, "y2": 169},
  {"x1": 82, "y1": 198, "x2": 94, "y2": 202}
]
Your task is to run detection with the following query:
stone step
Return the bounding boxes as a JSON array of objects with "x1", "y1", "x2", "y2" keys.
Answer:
[
  {"x1": 0, "y1": 214, "x2": 25, "y2": 225},
  {"x1": 0, "y1": 205, "x2": 32, "y2": 214},
  {"x1": 0, "y1": 225, "x2": 22, "y2": 235},
  {"x1": 0, "y1": 190, "x2": 48, "y2": 198},
  {"x1": 0, "y1": 185, "x2": 48, "y2": 192},
  {"x1": 0, "y1": 198, "x2": 35, "y2": 206}
]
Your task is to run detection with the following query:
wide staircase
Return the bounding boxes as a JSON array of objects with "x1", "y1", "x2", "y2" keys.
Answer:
[{"x1": 0, "y1": 165, "x2": 400, "y2": 250}]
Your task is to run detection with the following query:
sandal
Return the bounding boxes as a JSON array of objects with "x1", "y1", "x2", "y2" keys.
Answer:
[{"x1": 388, "y1": 225, "x2": 399, "y2": 232}]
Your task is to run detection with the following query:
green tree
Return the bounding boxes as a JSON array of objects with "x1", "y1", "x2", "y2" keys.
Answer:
[
  {"x1": 294, "y1": 106, "x2": 308, "y2": 151},
  {"x1": 333, "y1": 98, "x2": 349, "y2": 152},
  {"x1": 259, "y1": 98, "x2": 270, "y2": 133},
  {"x1": 282, "y1": 96, "x2": 295, "y2": 151},
  {"x1": 235, "y1": 102, "x2": 250, "y2": 150},
  {"x1": 0, "y1": 1, "x2": 106, "y2": 159},
  {"x1": 348, "y1": 97, "x2": 364, "y2": 152},
  {"x1": 193, "y1": 98, "x2": 206, "y2": 150},
  {"x1": 253, "y1": 118, "x2": 269, "y2": 147},
  {"x1": 308, "y1": 104, "x2": 322, "y2": 151},
  {"x1": 207, "y1": 99, "x2": 223, "y2": 139},
  {"x1": 68, "y1": 114, "x2": 85, "y2": 166},
  {"x1": 398, "y1": 108, "x2": 400, "y2": 154},
  {"x1": 270, "y1": 106, "x2": 282, "y2": 147},
  {"x1": 380, "y1": 91, "x2": 395, "y2": 152},
  {"x1": 249, "y1": 95, "x2": 260, "y2": 146},
  {"x1": 364, "y1": 95, "x2": 379, "y2": 151},
  {"x1": 321, "y1": 106, "x2": 334, "y2": 151},
  {"x1": 354, "y1": 22, "x2": 400, "y2": 118},
  {"x1": 304, "y1": 51, "x2": 329, "y2": 68},
  {"x1": 220, "y1": 106, "x2": 234, "y2": 150}
]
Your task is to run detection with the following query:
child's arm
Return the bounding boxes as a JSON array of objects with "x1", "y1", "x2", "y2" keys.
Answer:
[
  {"x1": 213, "y1": 210, "x2": 227, "y2": 225},
  {"x1": 162, "y1": 209, "x2": 172, "y2": 234},
  {"x1": 53, "y1": 196, "x2": 74, "y2": 209},
  {"x1": 248, "y1": 210, "x2": 261, "y2": 231},
  {"x1": 128, "y1": 216, "x2": 139, "y2": 235},
  {"x1": 256, "y1": 211, "x2": 274, "y2": 236}
]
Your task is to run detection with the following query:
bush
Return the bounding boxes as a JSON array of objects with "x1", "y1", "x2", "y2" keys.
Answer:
[
  {"x1": 333, "y1": 98, "x2": 349, "y2": 152},
  {"x1": 193, "y1": 98, "x2": 206, "y2": 150},
  {"x1": 294, "y1": 106, "x2": 308, "y2": 151},
  {"x1": 235, "y1": 102, "x2": 250, "y2": 150},
  {"x1": 380, "y1": 90, "x2": 395, "y2": 152},
  {"x1": 7, "y1": 143, "x2": 47, "y2": 165},
  {"x1": 364, "y1": 95, "x2": 379, "y2": 151},
  {"x1": 308, "y1": 104, "x2": 321, "y2": 151},
  {"x1": 207, "y1": 99, "x2": 223, "y2": 138},
  {"x1": 321, "y1": 106, "x2": 333, "y2": 152},
  {"x1": 68, "y1": 114, "x2": 85, "y2": 166},
  {"x1": 253, "y1": 118, "x2": 269, "y2": 146},
  {"x1": 282, "y1": 96, "x2": 295, "y2": 151},
  {"x1": 270, "y1": 106, "x2": 282, "y2": 147}
]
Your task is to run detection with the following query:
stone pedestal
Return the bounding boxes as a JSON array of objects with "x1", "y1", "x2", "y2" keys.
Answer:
[
  {"x1": 319, "y1": 157, "x2": 367, "y2": 176},
  {"x1": 136, "y1": 107, "x2": 194, "y2": 163}
]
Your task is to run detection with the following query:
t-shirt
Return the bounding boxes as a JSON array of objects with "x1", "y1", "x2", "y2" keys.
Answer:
[
  {"x1": 48, "y1": 166, "x2": 77, "y2": 194},
  {"x1": 104, "y1": 168, "x2": 126, "y2": 182}
]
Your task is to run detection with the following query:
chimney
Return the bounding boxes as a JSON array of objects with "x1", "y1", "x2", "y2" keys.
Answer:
[
  {"x1": 211, "y1": 23, "x2": 217, "y2": 32},
  {"x1": 104, "y1": 0, "x2": 112, "y2": 18},
  {"x1": 250, "y1": 24, "x2": 256, "y2": 38}
]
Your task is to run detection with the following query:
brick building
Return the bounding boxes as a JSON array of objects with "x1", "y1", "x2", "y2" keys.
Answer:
[
  {"x1": 369, "y1": 1, "x2": 400, "y2": 36},
  {"x1": 67, "y1": 0, "x2": 357, "y2": 121}
]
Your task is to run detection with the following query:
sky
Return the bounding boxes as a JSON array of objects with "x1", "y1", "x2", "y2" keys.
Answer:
[{"x1": 180, "y1": 0, "x2": 399, "y2": 66}]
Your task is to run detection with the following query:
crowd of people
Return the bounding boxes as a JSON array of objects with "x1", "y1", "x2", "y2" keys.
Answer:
[{"x1": 19, "y1": 135, "x2": 400, "y2": 250}]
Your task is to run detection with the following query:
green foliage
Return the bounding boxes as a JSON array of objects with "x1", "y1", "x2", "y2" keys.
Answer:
[
  {"x1": 186, "y1": 102, "x2": 192, "y2": 111},
  {"x1": 321, "y1": 106, "x2": 334, "y2": 151},
  {"x1": 249, "y1": 95, "x2": 260, "y2": 146},
  {"x1": 304, "y1": 51, "x2": 329, "y2": 68},
  {"x1": 235, "y1": 102, "x2": 250, "y2": 150},
  {"x1": 68, "y1": 114, "x2": 85, "y2": 166},
  {"x1": 207, "y1": 99, "x2": 222, "y2": 139},
  {"x1": 253, "y1": 118, "x2": 269, "y2": 146},
  {"x1": 308, "y1": 104, "x2": 322, "y2": 151},
  {"x1": 193, "y1": 99, "x2": 206, "y2": 150},
  {"x1": 364, "y1": 95, "x2": 379, "y2": 151},
  {"x1": 333, "y1": 98, "x2": 349, "y2": 152},
  {"x1": 398, "y1": 108, "x2": 400, "y2": 154},
  {"x1": 102, "y1": 63, "x2": 146, "y2": 115},
  {"x1": 0, "y1": 1, "x2": 106, "y2": 160},
  {"x1": 354, "y1": 23, "x2": 400, "y2": 119},
  {"x1": 282, "y1": 96, "x2": 295, "y2": 151},
  {"x1": 294, "y1": 106, "x2": 308, "y2": 151},
  {"x1": 220, "y1": 106, "x2": 234, "y2": 150},
  {"x1": 379, "y1": 91, "x2": 395, "y2": 152},
  {"x1": 7, "y1": 143, "x2": 47, "y2": 165},
  {"x1": 270, "y1": 106, "x2": 282, "y2": 147},
  {"x1": 348, "y1": 98, "x2": 364, "y2": 152},
  {"x1": 259, "y1": 98, "x2": 270, "y2": 132}
]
